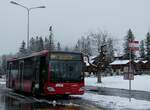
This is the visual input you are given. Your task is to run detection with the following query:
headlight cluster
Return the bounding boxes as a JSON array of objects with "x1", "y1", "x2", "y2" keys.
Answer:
[{"x1": 47, "y1": 86, "x2": 55, "y2": 92}]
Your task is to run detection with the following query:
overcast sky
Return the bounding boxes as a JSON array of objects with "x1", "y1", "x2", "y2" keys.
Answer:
[{"x1": 1, "y1": 0, "x2": 150, "y2": 55}]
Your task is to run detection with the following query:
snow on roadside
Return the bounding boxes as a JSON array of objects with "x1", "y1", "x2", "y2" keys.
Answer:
[
  {"x1": 0, "y1": 78, "x2": 6, "y2": 85},
  {"x1": 85, "y1": 75, "x2": 150, "y2": 92},
  {"x1": 78, "y1": 93, "x2": 150, "y2": 110}
]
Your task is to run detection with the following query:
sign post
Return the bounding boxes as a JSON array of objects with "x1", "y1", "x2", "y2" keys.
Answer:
[{"x1": 128, "y1": 40, "x2": 139, "y2": 102}]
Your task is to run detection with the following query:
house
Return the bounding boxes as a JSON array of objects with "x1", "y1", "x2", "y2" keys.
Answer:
[{"x1": 110, "y1": 60, "x2": 136, "y2": 75}]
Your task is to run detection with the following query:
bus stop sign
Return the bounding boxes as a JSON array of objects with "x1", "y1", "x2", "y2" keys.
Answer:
[{"x1": 124, "y1": 72, "x2": 134, "y2": 80}]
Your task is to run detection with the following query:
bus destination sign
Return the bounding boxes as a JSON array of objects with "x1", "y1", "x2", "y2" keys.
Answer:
[{"x1": 50, "y1": 53, "x2": 81, "y2": 60}]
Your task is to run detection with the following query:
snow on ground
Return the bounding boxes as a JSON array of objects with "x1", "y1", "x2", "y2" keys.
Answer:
[
  {"x1": 0, "y1": 78, "x2": 6, "y2": 85},
  {"x1": 78, "y1": 93, "x2": 150, "y2": 110},
  {"x1": 85, "y1": 75, "x2": 150, "y2": 92}
]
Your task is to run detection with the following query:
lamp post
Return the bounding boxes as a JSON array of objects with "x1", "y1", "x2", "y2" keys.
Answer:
[{"x1": 10, "y1": 1, "x2": 45, "y2": 49}]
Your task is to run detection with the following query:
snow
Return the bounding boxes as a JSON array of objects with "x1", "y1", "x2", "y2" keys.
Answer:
[
  {"x1": 84, "y1": 56, "x2": 96, "y2": 66},
  {"x1": 110, "y1": 60, "x2": 129, "y2": 65},
  {"x1": 78, "y1": 93, "x2": 150, "y2": 110},
  {"x1": 142, "y1": 61, "x2": 148, "y2": 63},
  {"x1": 0, "y1": 78, "x2": 6, "y2": 85},
  {"x1": 82, "y1": 75, "x2": 150, "y2": 109},
  {"x1": 85, "y1": 75, "x2": 150, "y2": 92}
]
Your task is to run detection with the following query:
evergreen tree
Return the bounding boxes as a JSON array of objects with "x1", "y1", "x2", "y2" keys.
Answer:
[
  {"x1": 39, "y1": 37, "x2": 44, "y2": 51},
  {"x1": 64, "y1": 46, "x2": 69, "y2": 51},
  {"x1": 29, "y1": 37, "x2": 36, "y2": 53},
  {"x1": 123, "y1": 29, "x2": 135, "y2": 59},
  {"x1": 57, "y1": 42, "x2": 61, "y2": 51},
  {"x1": 73, "y1": 44, "x2": 80, "y2": 52},
  {"x1": 1, "y1": 55, "x2": 7, "y2": 74},
  {"x1": 139, "y1": 40, "x2": 145, "y2": 59},
  {"x1": 145, "y1": 32, "x2": 150, "y2": 60},
  {"x1": 44, "y1": 37, "x2": 49, "y2": 50},
  {"x1": 47, "y1": 30, "x2": 55, "y2": 51},
  {"x1": 19, "y1": 40, "x2": 27, "y2": 56}
]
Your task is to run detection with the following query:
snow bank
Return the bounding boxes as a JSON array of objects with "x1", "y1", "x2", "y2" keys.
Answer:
[
  {"x1": 0, "y1": 78, "x2": 6, "y2": 85},
  {"x1": 79, "y1": 93, "x2": 150, "y2": 110},
  {"x1": 85, "y1": 75, "x2": 150, "y2": 92}
]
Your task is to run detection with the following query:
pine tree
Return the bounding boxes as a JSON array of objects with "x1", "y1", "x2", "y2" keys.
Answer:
[
  {"x1": 123, "y1": 29, "x2": 135, "y2": 59},
  {"x1": 73, "y1": 44, "x2": 80, "y2": 52},
  {"x1": 39, "y1": 37, "x2": 44, "y2": 51},
  {"x1": 44, "y1": 37, "x2": 49, "y2": 50},
  {"x1": 64, "y1": 46, "x2": 69, "y2": 51},
  {"x1": 35, "y1": 36, "x2": 40, "y2": 52},
  {"x1": 19, "y1": 40, "x2": 27, "y2": 56},
  {"x1": 139, "y1": 40, "x2": 145, "y2": 59},
  {"x1": 1, "y1": 55, "x2": 7, "y2": 74},
  {"x1": 29, "y1": 37, "x2": 36, "y2": 53},
  {"x1": 145, "y1": 32, "x2": 150, "y2": 60},
  {"x1": 57, "y1": 42, "x2": 61, "y2": 51}
]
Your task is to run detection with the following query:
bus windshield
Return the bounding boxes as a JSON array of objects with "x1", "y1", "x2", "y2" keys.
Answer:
[{"x1": 50, "y1": 60, "x2": 82, "y2": 83}]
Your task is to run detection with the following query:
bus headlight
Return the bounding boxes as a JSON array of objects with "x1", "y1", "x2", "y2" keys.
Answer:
[
  {"x1": 47, "y1": 87, "x2": 55, "y2": 92},
  {"x1": 79, "y1": 87, "x2": 84, "y2": 91}
]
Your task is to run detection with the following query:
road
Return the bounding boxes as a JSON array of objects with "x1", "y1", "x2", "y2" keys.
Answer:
[{"x1": 0, "y1": 84, "x2": 103, "y2": 110}]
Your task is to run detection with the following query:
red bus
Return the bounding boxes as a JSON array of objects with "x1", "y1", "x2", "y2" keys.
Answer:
[{"x1": 6, "y1": 50, "x2": 85, "y2": 96}]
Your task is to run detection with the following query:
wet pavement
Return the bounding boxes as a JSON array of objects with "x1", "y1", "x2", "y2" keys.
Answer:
[{"x1": 0, "y1": 84, "x2": 103, "y2": 110}]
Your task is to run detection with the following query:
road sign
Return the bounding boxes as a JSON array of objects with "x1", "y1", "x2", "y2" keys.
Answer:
[
  {"x1": 129, "y1": 41, "x2": 139, "y2": 51},
  {"x1": 124, "y1": 72, "x2": 134, "y2": 80}
]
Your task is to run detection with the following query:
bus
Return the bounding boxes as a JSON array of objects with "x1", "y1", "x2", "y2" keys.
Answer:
[{"x1": 6, "y1": 50, "x2": 85, "y2": 96}]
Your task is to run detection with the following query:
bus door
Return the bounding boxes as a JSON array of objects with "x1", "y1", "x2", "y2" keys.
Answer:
[
  {"x1": 39, "y1": 56, "x2": 47, "y2": 93},
  {"x1": 19, "y1": 60, "x2": 24, "y2": 91}
]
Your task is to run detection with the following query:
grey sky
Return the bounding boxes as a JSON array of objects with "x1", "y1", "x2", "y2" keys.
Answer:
[{"x1": 1, "y1": 0, "x2": 150, "y2": 55}]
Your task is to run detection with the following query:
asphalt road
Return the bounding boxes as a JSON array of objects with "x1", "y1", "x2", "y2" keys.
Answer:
[{"x1": 0, "y1": 84, "x2": 103, "y2": 110}]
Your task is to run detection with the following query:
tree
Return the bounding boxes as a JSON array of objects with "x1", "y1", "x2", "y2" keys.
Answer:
[
  {"x1": 57, "y1": 42, "x2": 61, "y2": 51},
  {"x1": 49, "y1": 33, "x2": 55, "y2": 51},
  {"x1": 1, "y1": 55, "x2": 7, "y2": 74},
  {"x1": 139, "y1": 40, "x2": 145, "y2": 59},
  {"x1": 90, "y1": 31, "x2": 108, "y2": 54},
  {"x1": 86, "y1": 36, "x2": 92, "y2": 56},
  {"x1": 38, "y1": 37, "x2": 44, "y2": 51},
  {"x1": 123, "y1": 29, "x2": 135, "y2": 60},
  {"x1": 64, "y1": 46, "x2": 69, "y2": 51},
  {"x1": 145, "y1": 32, "x2": 150, "y2": 60},
  {"x1": 44, "y1": 37, "x2": 49, "y2": 50},
  {"x1": 18, "y1": 40, "x2": 27, "y2": 56},
  {"x1": 29, "y1": 37, "x2": 36, "y2": 53},
  {"x1": 74, "y1": 36, "x2": 92, "y2": 56},
  {"x1": 106, "y1": 38, "x2": 114, "y2": 62}
]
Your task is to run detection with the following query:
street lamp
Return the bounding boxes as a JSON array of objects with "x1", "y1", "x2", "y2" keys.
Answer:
[{"x1": 10, "y1": 1, "x2": 46, "y2": 49}]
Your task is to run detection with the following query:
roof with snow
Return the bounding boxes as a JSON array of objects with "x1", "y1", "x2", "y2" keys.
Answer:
[
  {"x1": 142, "y1": 60, "x2": 148, "y2": 63},
  {"x1": 110, "y1": 60, "x2": 130, "y2": 65}
]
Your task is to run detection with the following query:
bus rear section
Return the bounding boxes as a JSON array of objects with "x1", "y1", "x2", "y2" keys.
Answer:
[{"x1": 43, "y1": 52, "x2": 84, "y2": 95}]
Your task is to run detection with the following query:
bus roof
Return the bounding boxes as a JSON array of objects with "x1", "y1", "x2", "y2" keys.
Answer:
[{"x1": 7, "y1": 50, "x2": 82, "y2": 62}]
